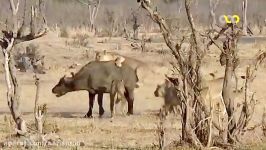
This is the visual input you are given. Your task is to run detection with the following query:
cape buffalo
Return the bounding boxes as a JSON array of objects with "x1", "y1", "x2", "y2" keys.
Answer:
[{"x1": 52, "y1": 61, "x2": 138, "y2": 118}]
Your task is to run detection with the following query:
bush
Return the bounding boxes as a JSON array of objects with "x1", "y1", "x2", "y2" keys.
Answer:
[
  {"x1": 60, "y1": 27, "x2": 70, "y2": 38},
  {"x1": 66, "y1": 33, "x2": 90, "y2": 47},
  {"x1": 14, "y1": 44, "x2": 46, "y2": 74}
]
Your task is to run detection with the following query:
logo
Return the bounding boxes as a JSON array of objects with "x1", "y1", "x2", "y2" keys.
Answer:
[{"x1": 219, "y1": 15, "x2": 240, "y2": 24}]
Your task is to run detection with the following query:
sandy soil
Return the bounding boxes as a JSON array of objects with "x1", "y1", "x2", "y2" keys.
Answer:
[{"x1": 0, "y1": 31, "x2": 266, "y2": 149}]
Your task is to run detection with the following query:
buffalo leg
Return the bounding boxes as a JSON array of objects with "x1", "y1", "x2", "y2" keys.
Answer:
[
  {"x1": 97, "y1": 93, "x2": 105, "y2": 117},
  {"x1": 85, "y1": 93, "x2": 95, "y2": 118},
  {"x1": 125, "y1": 88, "x2": 134, "y2": 115}
]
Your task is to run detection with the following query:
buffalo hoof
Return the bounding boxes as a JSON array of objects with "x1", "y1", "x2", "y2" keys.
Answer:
[
  {"x1": 84, "y1": 114, "x2": 93, "y2": 118},
  {"x1": 127, "y1": 112, "x2": 133, "y2": 116},
  {"x1": 99, "y1": 108, "x2": 105, "y2": 116}
]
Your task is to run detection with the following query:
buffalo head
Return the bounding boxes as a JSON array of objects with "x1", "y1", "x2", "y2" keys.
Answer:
[{"x1": 52, "y1": 75, "x2": 74, "y2": 97}]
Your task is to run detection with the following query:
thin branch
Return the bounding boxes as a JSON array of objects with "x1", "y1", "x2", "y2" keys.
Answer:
[
  {"x1": 9, "y1": 0, "x2": 20, "y2": 14},
  {"x1": 77, "y1": 0, "x2": 91, "y2": 6}
]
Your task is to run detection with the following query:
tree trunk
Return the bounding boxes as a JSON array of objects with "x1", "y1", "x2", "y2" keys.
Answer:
[
  {"x1": 222, "y1": 58, "x2": 236, "y2": 143},
  {"x1": 30, "y1": 5, "x2": 38, "y2": 38},
  {"x1": 221, "y1": 28, "x2": 238, "y2": 143},
  {"x1": 2, "y1": 38, "x2": 27, "y2": 135},
  {"x1": 1, "y1": 0, "x2": 48, "y2": 136},
  {"x1": 209, "y1": 0, "x2": 219, "y2": 30},
  {"x1": 242, "y1": 0, "x2": 248, "y2": 35},
  {"x1": 177, "y1": 0, "x2": 182, "y2": 14}
]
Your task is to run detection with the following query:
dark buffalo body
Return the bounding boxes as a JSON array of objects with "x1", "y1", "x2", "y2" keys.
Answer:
[{"x1": 52, "y1": 61, "x2": 138, "y2": 117}]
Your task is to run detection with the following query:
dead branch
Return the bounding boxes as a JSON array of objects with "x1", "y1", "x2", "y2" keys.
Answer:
[
  {"x1": 184, "y1": 0, "x2": 200, "y2": 53},
  {"x1": 207, "y1": 25, "x2": 229, "y2": 50},
  {"x1": 157, "y1": 109, "x2": 165, "y2": 150},
  {"x1": 34, "y1": 74, "x2": 41, "y2": 133},
  {"x1": 132, "y1": 11, "x2": 140, "y2": 40},
  {"x1": 207, "y1": 101, "x2": 214, "y2": 147},
  {"x1": 209, "y1": 0, "x2": 220, "y2": 30},
  {"x1": 262, "y1": 107, "x2": 266, "y2": 136},
  {"x1": 138, "y1": 0, "x2": 181, "y2": 63},
  {"x1": 242, "y1": 0, "x2": 248, "y2": 36},
  {"x1": 232, "y1": 66, "x2": 256, "y2": 137},
  {"x1": 141, "y1": 34, "x2": 147, "y2": 52}
]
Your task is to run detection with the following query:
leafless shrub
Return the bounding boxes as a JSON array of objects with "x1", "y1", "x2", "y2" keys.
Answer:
[
  {"x1": 102, "y1": 9, "x2": 116, "y2": 38},
  {"x1": 155, "y1": 47, "x2": 169, "y2": 56},
  {"x1": 72, "y1": 33, "x2": 90, "y2": 47},
  {"x1": 14, "y1": 44, "x2": 45, "y2": 74},
  {"x1": 165, "y1": 17, "x2": 181, "y2": 33},
  {"x1": 65, "y1": 33, "x2": 90, "y2": 48},
  {"x1": 83, "y1": 48, "x2": 95, "y2": 59},
  {"x1": 3, "y1": 115, "x2": 13, "y2": 139},
  {"x1": 33, "y1": 75, "x2": 47, "y2": 134},
  {"x1": 132, "y1": 11, "x2": 140, "y2": 40},
  {"x1": 59, "y1": 27, "x2": 70, "y2": 38},
  {"x1": 141, "y1": 34, "x2": 147, "y2": 52},
  {"x1": 157, "y1": 109, "x2": 166, "y2": 150}
]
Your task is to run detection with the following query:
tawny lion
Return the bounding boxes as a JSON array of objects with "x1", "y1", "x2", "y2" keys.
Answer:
[{"x1": 110, "y1": 79, "x2": 127, "y2": 118}]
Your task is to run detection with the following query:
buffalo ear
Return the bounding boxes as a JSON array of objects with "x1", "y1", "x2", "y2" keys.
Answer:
[{"x1": 60, "y1": 75, "x2": 66, "y2": 82}]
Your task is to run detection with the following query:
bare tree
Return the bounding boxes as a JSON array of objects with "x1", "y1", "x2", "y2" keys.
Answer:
[
  {"x1": 242, "y1": 0, "x2": 248, "y2": 35},
  {"x1": 78, "y1": 0, "x2": 101, "y2": 32},
  {"x1": 177, "y1": 0, "x2": 182, "y2": 14},
  {"x1": 0, "y1": 0, "x2": 48, "y2": 136},
  {"x1": 132, "y1": 11, "x2": 140, "y2": 40},
  {"x1": 209, "y1": 0, "x2": 219, "y2": 30}
]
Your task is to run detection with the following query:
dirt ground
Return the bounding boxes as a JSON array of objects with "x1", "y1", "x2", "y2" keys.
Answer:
[{"x1": 0, "y1": 31, "x2": 266, "y2": 149}]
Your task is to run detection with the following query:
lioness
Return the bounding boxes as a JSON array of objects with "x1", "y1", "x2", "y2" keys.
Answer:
[
  {"x1": 110, "y1": 79, "x2": 127, "y2": 117},
  {"x1": 154, "y1": 76, "x2": 244, "y2": 117},
  {"x1": 95, "y1": 50, "x2": 125, "y2": 67}
]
